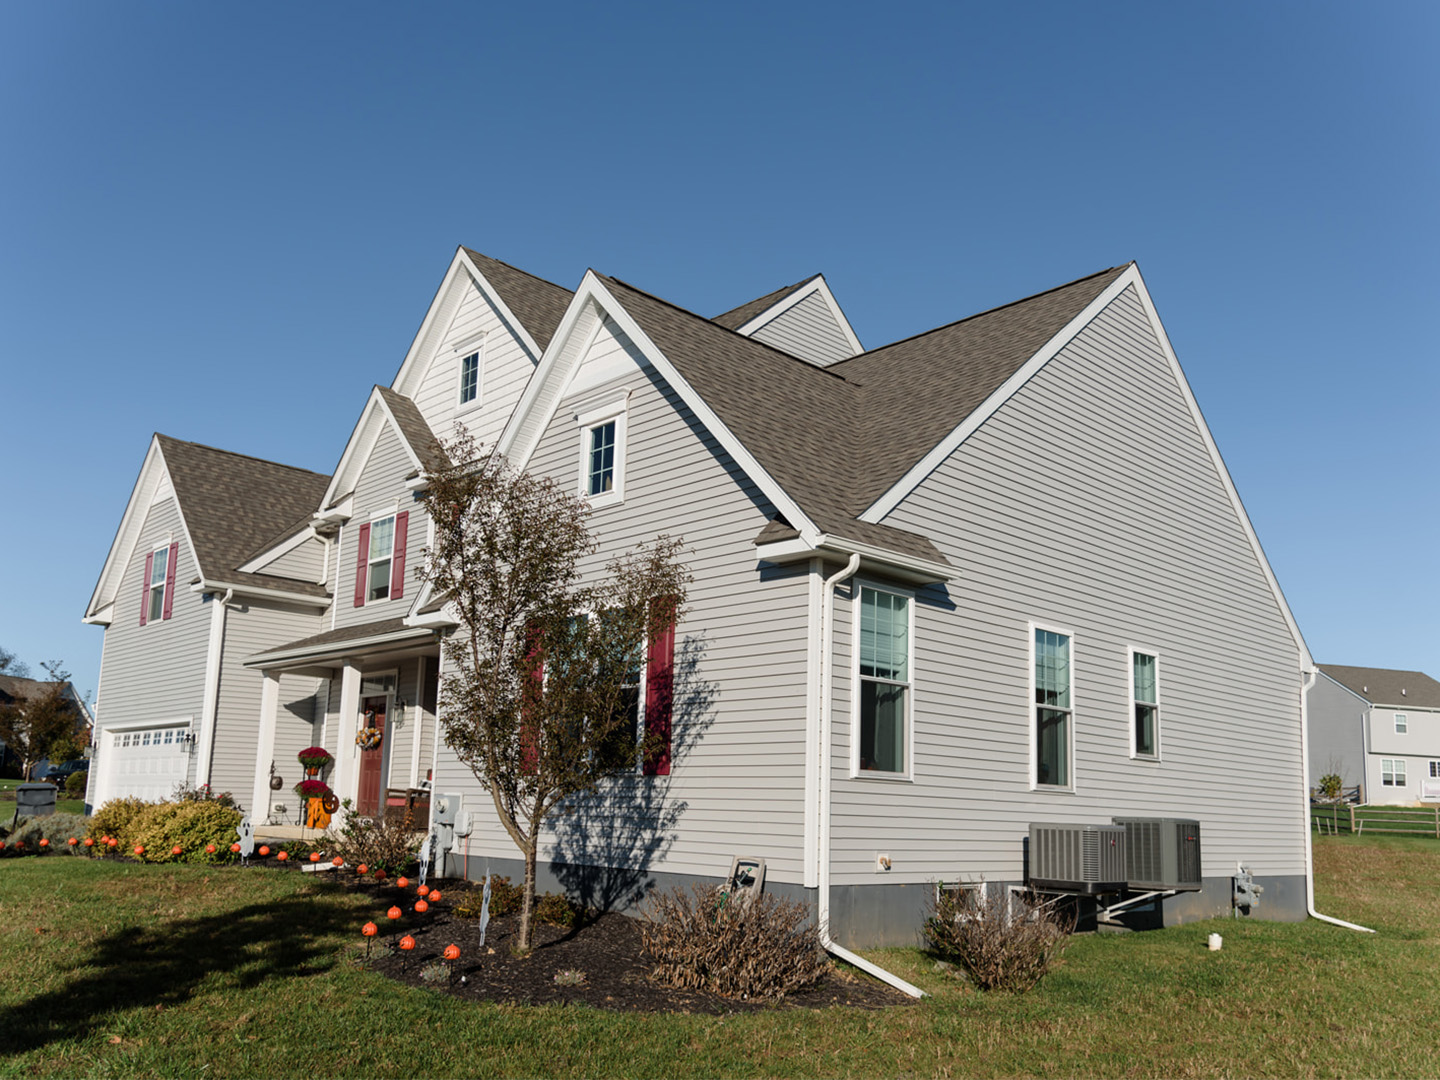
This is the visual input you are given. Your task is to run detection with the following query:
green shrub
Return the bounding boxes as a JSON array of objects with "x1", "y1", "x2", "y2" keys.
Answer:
[
  {"x1": 65, "y1": 771, "x2": 88, "y2": 797},
  {"x1": 9, "y1": 813, "x2": 92, "y2": 851},
  {"x1": 453, "y1": 875, "x2": 525, "y2": 920},
  {"x1": 1317, "y1": 773, "x2": 1344, "y2": 802},
  {"x1": 642, "y1": 885, "x2": 827, "y2": 998},
  {"x1": 924, "y1": 884, "x2": 1074, "y2": 992},
  {"x1": 88, "y1": 797, "x2": 154, "y2": 846},
  {"x1": 534, "y1": 890, "x2": 579, "y2": 928},
  {"x1": 126, "y1": 801, "x2": 243, "y2": 863}
]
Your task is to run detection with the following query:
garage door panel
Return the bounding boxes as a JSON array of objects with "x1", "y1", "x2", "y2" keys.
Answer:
[{"x1": 100, "y1": 724, "x2": 191, "y2": 804}]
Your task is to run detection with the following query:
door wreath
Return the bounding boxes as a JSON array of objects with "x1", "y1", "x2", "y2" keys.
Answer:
[{"x1": 356, "y1": 727, "x2": 383, "y2": 751}]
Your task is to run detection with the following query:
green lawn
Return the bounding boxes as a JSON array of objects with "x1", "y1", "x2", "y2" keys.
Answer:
[
  {"x1": 0, "y1": 836, "x2": 1436, "y2": 1077},
  {"x1": 0, "y1": 778, "x2": 84, "y2": 817}
]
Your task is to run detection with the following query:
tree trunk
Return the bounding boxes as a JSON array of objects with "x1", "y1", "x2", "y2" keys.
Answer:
[{"x1": 519, "y1": 841, "x2": 538, "y2": 951}]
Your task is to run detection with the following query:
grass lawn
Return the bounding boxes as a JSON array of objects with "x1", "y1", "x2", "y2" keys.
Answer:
[{"x1": 1, "y1": 836, "x2": 1437, "y2": 1077}]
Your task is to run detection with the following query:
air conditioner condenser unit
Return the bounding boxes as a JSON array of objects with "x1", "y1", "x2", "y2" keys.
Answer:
[{"x1": 1028, "y1": 823, "x2": 1127, "y2": 894}]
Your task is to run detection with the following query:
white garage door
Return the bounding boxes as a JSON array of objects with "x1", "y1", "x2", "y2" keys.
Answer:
[{"x1": 100, "y1": 724, "x2": 191, "y2": 804}]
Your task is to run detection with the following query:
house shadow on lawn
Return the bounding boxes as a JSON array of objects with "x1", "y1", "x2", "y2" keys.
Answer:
[{"x1": 0, "y1": 887, "x2": 360, "y2": 1055}]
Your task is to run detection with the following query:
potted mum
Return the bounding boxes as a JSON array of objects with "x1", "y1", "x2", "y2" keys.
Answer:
[
  {"x1": 297, "y1": 746, "x2": 333, "y2": 775},
  {"x1": 295, "y1": 778, "x2": 335, "y2": 830}
]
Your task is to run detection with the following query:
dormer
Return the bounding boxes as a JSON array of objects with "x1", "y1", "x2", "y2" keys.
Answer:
[{"x1": 712, "y1": 273, "x2": 862, "y2": 367}]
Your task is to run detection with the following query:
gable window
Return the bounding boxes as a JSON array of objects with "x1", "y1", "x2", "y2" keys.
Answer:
[
  {"x1": 857, "y1": 586, "x2": 911, "y2": 776},
  {"x1": 1130, "y1": 649, "x2": 1160, "y2": 758},
  {"x1": 459, "y1": 349, "x2": 481, "y2": 406},
  {"x1": 574, "y1": 400, "x2": 628, "y2": 508},
  {"x1": 1382, "y1": 758, "x2": 1406, "y2": 786},
  {"x1": 1395, "y1": 713, "x2": 1408, "y2": 734},
  {"x1": 368, "y1": 516, "x2": 394, "y2": 601},
  {"x1": 588, "y1": 422, "x2": 616, "y2": 495},
  {"x1": 147, "y1": 547, "x2": 169, "y2": 622},
  {"x1": 1032, "y1": 625, "x2": 1073, "y2": 788},
  {"x1": 140, "y1": 541, "x2": 178, "y2": 626},
  {"x1": 352, "y1": 512, "x2": 409, "y2": 607}
]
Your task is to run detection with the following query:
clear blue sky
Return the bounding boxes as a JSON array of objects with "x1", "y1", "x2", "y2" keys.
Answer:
[{"x1": 2, "y1": 1, "x2": 1435, "y2": 703}]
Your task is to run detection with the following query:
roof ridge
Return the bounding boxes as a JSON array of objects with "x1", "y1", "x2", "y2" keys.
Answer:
[
  {"x1": 835, "y1": 263, "x2": 1131, "y2": 367},
  {"x1": 600, "y1": 274, "x2": 854, "y2": 384},
  {"x1": 461, "y1": 247, "x2": 574, "y2": 297},
  {"x1": 712, "y1": 272, "x2": 822, "y2": 324},
  {"x1": 156, "y1": 434, "x2": 331, "y2": 480}
]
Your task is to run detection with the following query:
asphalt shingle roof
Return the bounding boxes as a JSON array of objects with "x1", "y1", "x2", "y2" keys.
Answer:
[
  {"x1": 377, "y1": 386, "x2": 448, "y2": 472},
  {"x1": 462, "y1": 248, "x2": 574, "y2": 353},
  {"x1": 711, "y1": 274, "x2": 821, "y2": 331},
  {"x1": 1319, "y1": 665, "x2": 1440, "y2": 709}
]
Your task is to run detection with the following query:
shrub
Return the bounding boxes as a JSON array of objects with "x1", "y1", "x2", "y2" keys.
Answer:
[
  {"x1": 453, "y1": 875, "x2": 524, "y2": 920},
  {"x1": 126, "y1": 801, "x2": 244, "y2": 863},
  {"x1": 1317, "y1": 773, "x2": 1344, "y2": 803},
  {"x1": 10, "y1": 813, "x2": 91, "y2": 851},
  {"x1": 88, "y1": 797, "x2": 154, "y2": 846},
  {"x1": 923, "y1": 884, "x2": 1074, "y2": 992},
  {"x1": 65, "y1": 771, "x2": 88, "y2": 797},
  {"x1": 172, "y1": 782, "x2": 238, "y2": 809},
  {"x1": 534, "y1": 890, "x2": 579, "y2": 928},
  {"x1": 325, "y1": 800, "x2": 420, "y2": 874},
  {"x1": 642, "y1": 885, "x2": 827, "y2": 998}
]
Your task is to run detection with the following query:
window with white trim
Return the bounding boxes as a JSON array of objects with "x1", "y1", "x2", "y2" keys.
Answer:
[
  {"x1": 367, "y1": 515, "x2": 395, "y2": 602},
  {"x1": 1395, "y1": 712, "x2": 1407, "y2": 734},
  {"x1": 458, "y1": 346, "x2": 482, "y2": 406},
  {"x1": 587, "y1": 421, "x2": 616, "y2": 496},
  {"x1": 1382, "y1": 758, "x2": 1406, "y2": 786},
  {"x1": 1430, "y1": 761, "x2": 1440, "y2": 780},
  {"x1": 1033, "y1": 626, "x2": 1072, "y2": 788},
  {"x1": 575, "y1": 401, "x2": 627, "y2": 508},
  {"x1": 147, "y1": 546, "x2": 169, "y2": 623},
  {"x1": 1130, "y1": 649, "x2": 1160, "y2": 758},
  {"x1": 857, "y1": 586, "x2": 911, "y2": 775}
]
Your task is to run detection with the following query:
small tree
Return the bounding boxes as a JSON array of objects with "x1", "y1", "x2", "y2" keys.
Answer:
[
  {"x1": 0, "y1": 662, "x2": 83, "y2": 781},
  {"x1": 420, "y1": 432, "x2": 690, "y2": 950},
  {"x1": 0, "y1": 646, "x2": 31, "y2": 679}
]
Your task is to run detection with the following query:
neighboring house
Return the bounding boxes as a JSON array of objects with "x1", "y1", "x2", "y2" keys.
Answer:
[
  {"x1": 87, "y1": 247, "x2": 1315, "y2": 946},
  {"x1": 0, "y1": 675, "x2": 92, "y2": 778},
  {"x1": 1309, "y1": 665, "x2": 1440, "y2": 805}
]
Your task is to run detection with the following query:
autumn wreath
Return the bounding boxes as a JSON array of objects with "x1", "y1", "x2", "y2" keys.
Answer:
[{"x1": 355, "y1": 727, "x2": 383, "y2": 751}]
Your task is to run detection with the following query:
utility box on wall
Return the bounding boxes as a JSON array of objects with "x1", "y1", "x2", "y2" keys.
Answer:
[{"x1": 1028, "y1": 823, "x2": 1127, "y2": 894}]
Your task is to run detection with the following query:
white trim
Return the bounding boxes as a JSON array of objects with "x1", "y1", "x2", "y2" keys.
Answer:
[
  {"x1": 237, "y1": 524, "x2": 318, "y2": 575},
  {"x1": 250, "y1": 671, "x2": 281, "y2": 821},
  {"x1": 319, "y1": 390, "x2": 425, "y2": 512},
  {"x1": 802, "y1": 558, "x2": 824, "y2": 888},
  {"x1": 1315, "y1": 670, "x2": 1373, "y2": 707},
  {"x1": 364, "y1": 510, "x2": 399, "y2": 604},
  {"x1": 188, "y1": 580, "x2": 331, "y2": 608},
  {"x1": 409, "y1": 655, "x2": 426, "y2": 789},
  {"x1": 849, "y1": 580, "x2": 916, "y2": 781},
  {"x1": 333, "y1": 661, "x2": 362, "y2": 820},
  {"x1": 735, "y1": 275, "x2": 863, "y2": 357},
  {"x1": 244, "y1": 625, "x2": 435, "y2": 669},
  {"x1": 576, "y1": 401, "x2": 627, "y2": 509},
  {"x1": 1395, "y1": 712, "x2": 1408, "y2": 734},
  {"x1": 99, "y1": 715, "x2": 194, "y2": 734},
  {"x1": 1126, "y1": 645, "x2": 1162, "y2": 761},
  {"x1": 755, "y1": 533, "x2": 954, "y2": 584},
  {"x1": 1029, "y1": 620, "x2": 1076, "y2": 792},
  {"x1": 194, "y1": 594, "x2": 231, "y2": 789}
]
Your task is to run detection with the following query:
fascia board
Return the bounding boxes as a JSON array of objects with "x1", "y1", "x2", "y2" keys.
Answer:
[
  {"x1": 319, "y1": 390, "x2": 416, "y2": 511},
  {"x1": 456, "y1": 249, "x2": 546, "y2": 362},
  {"x1": 756, "y1": 533, "x2": 954, "y2": 584},
  {"x1": 190, "y1": 579, "x2": 332, "y2": 608},
  {"x1": 82, "y1": 602, "x2": 115, "y2": 627},
  {"x1": 86, "y1": 436, "x2": 163, "y2": 619},
  {"x1": 1125, "y1": 266, "x2": 1314, "y2": 672},
  {"x1": 859, "y1": 267, "x2": 1137, "y2": 524},
  {"x1": 244, "y1": 627, "x2": 433, "y2": 669},
  {"x1": 737, "y1": 275, "x2": 863, "y2": 356},
  {"x1": 236, "y1": 523, "x2": 318, "y2": 575},
  {"x1": 505, "y1": 273, "x2": 823, "y2": 544}
]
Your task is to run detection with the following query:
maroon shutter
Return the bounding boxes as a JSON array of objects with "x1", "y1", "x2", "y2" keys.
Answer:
[
  {"x1": 353, "y1": 522, "x2": 370, "y2": 608},
  {"x1": 643, "y1": 598, "x2": 676, "y2": 776},
  {"x1": 390, "y1": 511, "x2": 409, "y2": 600},
  {"x1": 161, "y1": 541, "x2": 178, "y2": 620},
  {"x1": 139, "y1": 551, "x2": 154, "y2": 626}
]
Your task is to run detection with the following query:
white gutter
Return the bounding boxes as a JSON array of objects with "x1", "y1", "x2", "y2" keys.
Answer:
[
  {"x1": 815, "y1": 553, "x2": 927, "y2": 998},
  {"x1": 1300, "y1": 667, "x2": 1375, "y2": 933}
]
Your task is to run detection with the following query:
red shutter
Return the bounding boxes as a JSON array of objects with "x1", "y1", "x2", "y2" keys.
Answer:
[
  {"x1": 139, "y1": 551, "x2": 154, "y2": 626},
  {"x1": 644, "y1": 598, "x2": 676, "y2": 776},
  {"x1": 520, "y1": 625, "x2": 543, "y2": 775},
  {"x1": 162, "y1": 541, "x2": 178, "y2": 620},
  {"x1": 390, "y1": 511, "x2": 409, "y2": 600},
  {"x1": 353, "y1": 522, "x2": 370, "y2": 608}
]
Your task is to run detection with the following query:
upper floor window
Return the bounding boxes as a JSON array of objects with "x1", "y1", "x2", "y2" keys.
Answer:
[
  {"x1": 857, "y1": 586, "x2": 911, "y2": 776},
  {"x1": 1395, "y1": 712, "x2": 1408, "y2": 734},
  {"x1": 368, "y1": 516, "x2": 395, "y2": 601},
  {"x1": 352, "y1": 512, "x2": 409, "y2": 608},
  {"x1": 140, "y1": 541, "x2": 178, "y2": 626},
  {"x1": 574, "y1": 399, "x2": 628, "y2": 508},
  {"x1": 459, "y1": 348, "x2": 482, "y2": 406},
  {"x1": 147, "y1": 547, "x2": 169, "y2": 622},
  {"x1": 1131, "y1": 649, "x2": 1160, "y2": 758},
  {"x1": 1032, "y1": 626, "x2": 1073, "y2": 788},
  {"x1": 587, "y1": 422, "x2": 616, "y2": 496}
]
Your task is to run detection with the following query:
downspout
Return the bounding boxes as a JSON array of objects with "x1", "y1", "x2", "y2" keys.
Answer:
[
  {"x1": 816, "y1": 553, "x2": 927, "y2": 998},
  {"x1": 1300, "y1": 667, "x2": 1374, "y2": 933}
]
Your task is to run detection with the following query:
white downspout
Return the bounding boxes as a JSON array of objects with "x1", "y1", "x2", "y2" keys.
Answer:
[
  {"x1": 816, "y1": 553, "x2": 926, "y2": 998},
  {"x1": 1300, "y1": 668, "x2": 1374, "y2": 933}
]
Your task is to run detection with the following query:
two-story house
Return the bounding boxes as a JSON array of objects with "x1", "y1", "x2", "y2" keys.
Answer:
[{"x1": 1309, "y1": 664, "x2": 1440, "y2": 804}]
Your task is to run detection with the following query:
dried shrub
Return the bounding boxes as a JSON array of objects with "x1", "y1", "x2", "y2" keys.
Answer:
[
  {"x1": 10, "y1": 812, "x2": 91, "y2": 850},
  {"x1": 642, "y1": 885, "x2": 827, "y2": 999},
  {"x1": 87, "y1": 797, "x2": 154, "y2": 845},
  {"x1": 126, "y1": 801, "x2": 244, "y2": 862},
  {"x1": 924, "y1": 884, "x2": 1074, "y2": 992},
  {"x1": 325, "y1": 800, "x2": 420, "y2": 875}
]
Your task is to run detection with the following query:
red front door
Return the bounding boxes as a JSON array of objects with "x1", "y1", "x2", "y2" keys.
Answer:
[{"x1": 357, "y1": 697, "x2": 387, "y2": 817}]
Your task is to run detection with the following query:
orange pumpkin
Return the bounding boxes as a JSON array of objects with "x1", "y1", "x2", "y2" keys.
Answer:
[
  {"x1": 107, "y1": 838, "x2": 118, "y2": 849},
  {"x1": 39, "y1": 839, "x2": 50, "y2": 848},
  {"x1": 230, "y1": 842, "x2": 241, "y2": 853},
  {"x1": 309, "y1": 852, "x2": 321, "y2": 863},
  {"x1": 362, "y1": 922, "x2": 378, "y2": 937},
  {"x1": 172, "y1": 845, "x2": 183, "y2": 855},
  {"x1": 414, "y1": 899, "x2": 429, "y2": 914},
  {"x1": 387, "y1": 906, "x2": 402, "y2": 920},
  {"x1": 206, "y1": 844, "x2": 217, "y2": 854},
  {"x1": 396, "y1": 876, "x2": 410, "y2": 889},
  {"x1": 277, "y1": 851, "x2": 289, "y2": 862},
  {"x1": 68, "y1": 837, "x2": 78, "y2": 847},
  {"x1": 84, "y1": 838, "x2": 94, "y2": 848},
  {"x1": 417, "y1": 884, "x2": 430, "y2": 897},
  {"x1": 443, "y1": 944, "x2": 460, "y2": 961},
  {"x1": 258, "y1": 845, "x2": 270, "y2": 856},
  {"x1": 399, "y1": 935, "x2": 416, "y2": 951},
  {"x1": 332, "y1": 856, "x2": 344, "y2": 867},
  {"x1": 357, "y1": 864, "x2": 369, "y2": 875},
  {"x1": 429, "y1": 891, "x2": 443, "y2": 903},
  {"x1": 134, "y1": 845, "x2": 144, "y2": 855}
]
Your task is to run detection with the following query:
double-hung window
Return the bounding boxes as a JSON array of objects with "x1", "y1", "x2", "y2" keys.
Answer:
[
  {"x1": 459, "y1": 349, "x2": 481, "y2": 405},
  {"x1": 147, "y1": 546, "x2": 169, "y2": 623},
  {"x1": 352, "y1": 511, "x2": 409, "y2": 607},
  {"x1": 1032, "y1": 626, "x2": 1073, "y2": 788},
  {"x1": 1130, "y1": 649, "x2": 1160, "y2": 758},
  {"x1": 587, "y1": 422, "x2": 616, "y2": 496},
  {"x1": 1395, "y1": 713, "x2": 1408, "y2": 734},
  {"x1": 367, "y1": 516, "x2": 395, "y2": 601},
  {"x1": 1382, "y1": 758, "x2": 1406, "y2": 786},
  {"x1": 857, "y1": 586, "x2": 911, "y2": 776},
  {"x1": 574, "y1": 398, "x2": 628, "y2": 509}
]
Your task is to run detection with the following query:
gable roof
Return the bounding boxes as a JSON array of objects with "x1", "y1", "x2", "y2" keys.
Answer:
[
  {"x1": 319, "y1": 386, "x2": 447, "y2": 512},
  {"x1": 460, "y1": 248, "x2": 574, "y2": 353},
  {"x1": 376, "y1": 386, "x2": 448, "y2": 473},
  {"x1": 711, "y1": 274, "x2": 820, "y2": 330},
  {"x1": 1318, "y1": 665, "x2": 1440, "y2": 708}
]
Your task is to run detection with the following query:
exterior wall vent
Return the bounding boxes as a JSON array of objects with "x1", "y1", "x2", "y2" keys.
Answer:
[
  {"x1": 1027, "y1": 823, "x2": 1127, "y2": 894},
  {"x1": 1111, "y1": 817, "x2": 1203, "y2": 891}
]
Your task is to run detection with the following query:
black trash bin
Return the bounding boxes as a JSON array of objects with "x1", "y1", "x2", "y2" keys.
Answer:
[{"x1": 15, "y1": 783, "x2": 58, "y2": 821}]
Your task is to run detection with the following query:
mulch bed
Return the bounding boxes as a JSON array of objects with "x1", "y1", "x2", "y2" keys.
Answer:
[{"x1": 336, "y1": 873, "x2": 913, "y2": 1013}]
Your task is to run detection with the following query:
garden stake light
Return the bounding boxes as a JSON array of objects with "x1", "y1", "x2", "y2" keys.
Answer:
[
  {"x1": 39, "y1": 839, "x2": 49, "y2": 850},
  {"x1": 362, "y1": 921, "x2": 378, "y2": 960},
  {"x1": 310, "y1": 852, "x2": 321, "y2": 863},
  {"x1": 172, "y1": 846, "x2": 183, "y2": 856},
  {"x1": 417, "y1": 884, "x2": 430, "y2": 897},
  {"x1": 83, "y1": 838, "x2": 94, "y2": 849},
  {"x1": 443, "y1": 943, "x2": 460, "y2": 987},
  {"x1": 68, "y1": 838, "x2": 78, "y2": 849},
  {"x1": 429, "y1": 890, "x2": 443, "y2": 903},
  {"x1": 387, "y1": 905, "x2": 402, "y2": 949},
  {"x1": 332, "y1": 856, "x2": 344, "y2": 867},
  {"x1": 356, "y1": 864, "x2": 368, "y2": 875},
  {"x1": 414, "y1": 899, "x2": 429, "y2": 914},
  {"x1": 277, "y1": 850, "x2": 288, "y2": 862},
  {"x1": 133, "y1": 845, "x2": 144, "y2": 857},
  {"x1": 206, "y1": 844, "x2": 216, "y2": 854},
  {"x1": 397, "y1": 876, "x2": 409, "y2": 890},
  {"x1": 258, "y1": 845, "x2": 270, "y2": 857},
  {"x1": 399, "y1": 934, "x2": 415, "y2": 971}
]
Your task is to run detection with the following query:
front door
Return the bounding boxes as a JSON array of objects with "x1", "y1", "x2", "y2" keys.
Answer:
[{"x1": 357, "y1": 696, "x2": 387, "y2": 817}]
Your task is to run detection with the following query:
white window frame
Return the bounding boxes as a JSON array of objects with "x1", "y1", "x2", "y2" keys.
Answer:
[
  {"x1": 147, "y1": 544, "x2": 170, "y2": 624},
  {"x1": 1029, "y1": 621, "x2": 1076, "y2": 792},
  {"x1": 1395, "y1": 712, "x2": 1408, "y2": 734},
  {"x1": 455, "y1": 334, "x2": 486, "y2": 411},
  {"x1": 850, "y1": 580, "x2": 915, "y2": 781},
  {"x1": 574, "y1": 400, "x2": 627, "y2": 509},
  {"x1": 1430, "y1": 761, "x2": 1440, "y2": 780},
  {"x1": 1127, "y1": 645, "x2": 1161, "y2": 760},
  {"x1": 366, "y1": 510, "x2": 397, "y2": 604},
  {"x1": 1382, "y1": 758, "x2": 1406, "y2": 787}
]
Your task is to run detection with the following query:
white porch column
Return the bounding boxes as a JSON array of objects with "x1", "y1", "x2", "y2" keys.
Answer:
[
  {"x1": 408, "y1": 655, "x2": 426, "y2": 789},
  {"x1": 333, "y1": 661, "x2": 362, "y2": 818},
  {"x1": 249, "y1": 670, "x2": 281, "y2": 823},
  {"x1": 194, "y1": 595, "x2": 230, "y2": 788}
]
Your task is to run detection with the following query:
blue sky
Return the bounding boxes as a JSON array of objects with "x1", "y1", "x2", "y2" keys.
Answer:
[{"x1": 1, "y1": 1, "x2": 1435, "y2": 702}]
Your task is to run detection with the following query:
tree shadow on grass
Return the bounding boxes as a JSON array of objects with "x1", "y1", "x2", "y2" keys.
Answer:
[{"x1": 0, "y1": 886, "x2": 361, "y2": 1055}]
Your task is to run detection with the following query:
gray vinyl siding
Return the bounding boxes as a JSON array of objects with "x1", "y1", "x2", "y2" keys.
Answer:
[
  {"x1": 210, "y1": 599, "x2": 324, "y2": 814},
  {"x1": 863, "y1": 284, "x2": 1307, "y2": 886},
  {"x1": 332, "y1": 422, "x2": 429, "y2": 632},
  {"x1": 432, "y1": 317, "x2": 813, "y2": 883},
  {"x1": 411, "y1": 274, "x2": 541, "y2": 452},
  {"x1": 749, "y1": 290, "x2": 855, "y2": 366},
  {"x1": 1307, "y1": 675, "x2": 1367, "y2": 794},
  {"x1": 254, "y1": 536, "x2": 326, "y2": 583},
  {"x1": 91, "y1": 494, "x2": 209, "y2": 799}
]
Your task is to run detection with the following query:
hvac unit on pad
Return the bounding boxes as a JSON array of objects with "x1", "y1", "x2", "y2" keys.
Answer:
[
  {"x1": 1027, "y1": 823, "x2": 1127, "y2": 894},
  {"x1": 1111, "y1": 817, "x2": 1203, "y2": 892}
]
